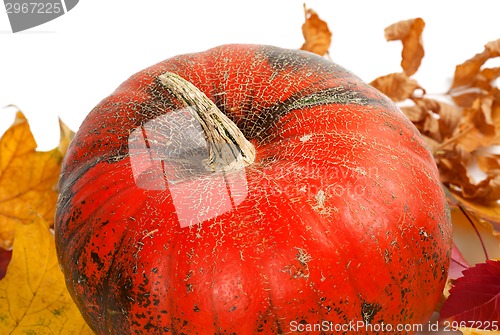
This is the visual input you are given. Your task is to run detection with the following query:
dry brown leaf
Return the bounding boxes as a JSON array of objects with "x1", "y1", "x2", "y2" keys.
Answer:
[
  {"x1": 401, "y1": 105, "x2": 428, "y2": 124},
  {"x1": 0, "y1": 112, "x2": 63, "y2": 249},
  {"x1": 451, "y1": 51, "x2": 491, "y2": 91},
  {"x1": 461, "y1": 174, "x2": 500, "y2": 203},
  {"x1": 485, "y1": 39, "x2": 500, "y2": 55},
  {"x1": 399, "y1": 98, "x2": 460, "y2": 144},
  {"x1": 402, "y1": 104, "x2": 441, "y2": 143},
  {"x1": 450, "y1": 78, "x2": 497, "y2": 109},
  {"x1": 373, "y1": 21, "x2": 500, "y2": 207},
  {"x1": 450, "y1": 38, "x2": 500, "y2": 107},
  {"x1": 445, "y1": 190, "x2": 500, "y2": 268},
  {"x1": 384, "y1": 18, "x2": 425, "y2": 76},
  {"x1": 450, "y1": 90, "x2": 483, "y2": 109},
  {"x1": 445, "y1": 96, "x2": 500, "y2": 153},
  {"x1": 370, "y1": 72, "x2": 423, "y2": 102},
  {"x1": 438, "y1": 150, "x2": 500, "y2": 203},
  {"x1": 481, "y1": 67, "x2": 500, "y2": 83},
  {"x1": 465, "y1": 96, "x2": 495, "y2": 134},
  {"x1": 422, "y1": 135, "x2": 441, "y2": 153},
  {"x1": 451, "y1": 38, "x2": 500, "y2": 89},
  {"x1": 422, "y1": 112, "x2": 442, "y2": 142},
  {"x1": 436, "y1": 149, "x2": 473, "y2": 191},
  {"x1": 370, "y1": 14, "x2": 500, "y2": 324},
  {"x1": 441, "y1": 150, "x2": 500, "y2": 204},
  {"x1": 448, "y1": 190, "x2": 500, "y2": 239},
  {"x1": 476, "y1": 154, "x2": 500, "y2": 173},
  {"x1": 435, "y1": 101, "x2": 463, "y2": 140},
  {"x1": 300, "y1": 4, "x2": 332, "y2": 56},
  {"x1": 440, "y1": 158, "x2": 500, "y2": 203}
]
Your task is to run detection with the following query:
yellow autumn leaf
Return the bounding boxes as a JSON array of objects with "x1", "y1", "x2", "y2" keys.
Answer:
[
  {"x1": 0, "y1": 215, "x2": 94, "y2": 334},
  {"x1": 459, "y1": 328, "x2": 500, "y2": 335},
  {"x1": 58, "y1": 117, "x2": 75, "y2": 158},
  {"x1": 0, "y1": 111, "x2": 63, "y2": 249},
  {"x1": 443, "y1": 188, "x2": 500, "y2": 266}
]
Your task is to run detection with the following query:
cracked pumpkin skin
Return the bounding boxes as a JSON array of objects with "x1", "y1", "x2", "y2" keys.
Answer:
[{"x1": 55, "y1": 44, "x2": 452, "y2": 334}]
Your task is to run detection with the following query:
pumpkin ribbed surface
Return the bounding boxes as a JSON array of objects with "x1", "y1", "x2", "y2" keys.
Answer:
[{"x1": 55, "y1": 44, "x2": 451, "y2": 335}]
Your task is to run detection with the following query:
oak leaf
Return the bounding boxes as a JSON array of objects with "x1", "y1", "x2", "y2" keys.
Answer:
[
  {"x1": 384, "y1": 18, "x2": 425, "y2": 76},
  {"x1": 0, "y1": 215, "x2": 94, "y2": 334},
  {"x1": 0, "y1": 112, "x2": 64, "y2": 249},
  {"x1": 300, "y1": 4, "x2": 332, "y2": 56}
]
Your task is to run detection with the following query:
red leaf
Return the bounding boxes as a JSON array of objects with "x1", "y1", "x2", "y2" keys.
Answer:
[
  {"x1": 0, "y1": 248, "x2": 12, "y2": 280},
  {"x1": 448, "y1": 243, "x2": 471, "y2": 280},
  {"x1": 440, "y1": 260, "x2": 500, "y2": 327}
]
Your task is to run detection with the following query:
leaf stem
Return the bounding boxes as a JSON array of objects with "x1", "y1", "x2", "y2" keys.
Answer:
[{"x1": 457, "y1": 203, "x2": 490, "y2": 260}]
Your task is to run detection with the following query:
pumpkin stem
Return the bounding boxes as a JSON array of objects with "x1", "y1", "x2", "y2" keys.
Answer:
[{"x1": 158, "y1": 72, "x2": 256, "y2": 172}]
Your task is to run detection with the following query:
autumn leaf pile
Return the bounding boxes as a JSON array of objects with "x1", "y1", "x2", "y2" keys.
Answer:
[
  {"x1": 370, "y1": 23, "x2": 500, "y2": 333},
  {"x1": 301, "y1": 6, "x2": 500, "y2": 333},
  {"x1": 0, "y1": 5, "x2": 499, "y2": 334},
  {"x1": 0, "y1": 113, "x2": 93, "y2": 334}
]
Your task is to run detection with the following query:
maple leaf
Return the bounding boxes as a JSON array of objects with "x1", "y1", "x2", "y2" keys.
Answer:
[
  {"x1": 300, "y1": 4, "x2": 332, "y2": 56},
  {"x1": 440, "y1": 260, "x2": 500, "y2": 328},
  {"x1": 448, "y1": 243, "x2": 470, "y2": 280},
  {"x1": 0, "y1": 111, "x2": 64, "y2": 249},
  {"x1": 0, "y1": 215, "x2": 94, "y2": 334}
]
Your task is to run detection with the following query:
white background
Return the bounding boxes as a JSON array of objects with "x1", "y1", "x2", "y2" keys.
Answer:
[{"x1": 1, "y1": 0, "x2": 499, "y2": 150}]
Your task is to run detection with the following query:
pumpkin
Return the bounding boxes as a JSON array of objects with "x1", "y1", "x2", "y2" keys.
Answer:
[{"x1": 55, "y1": 44, "x2": 452, "y2": 334}]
